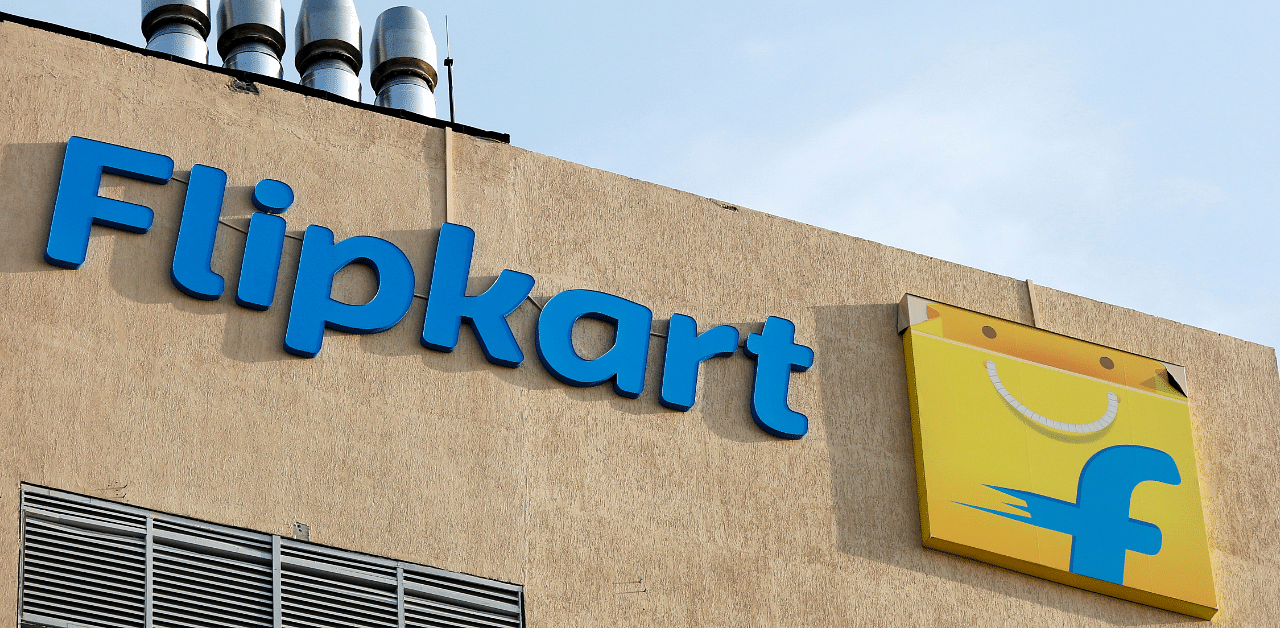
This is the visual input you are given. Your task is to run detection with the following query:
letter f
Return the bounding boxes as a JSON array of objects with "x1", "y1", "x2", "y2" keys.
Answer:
[
  {"x1": 1070, "y1": 445, "x2": 1182, "y2": 584},
  {"x1": 961, "y1": 445, "x2": 1181, "y2": 585},
  {"x1": 45, "y1": 137, "x2": 174, "y2": 269}
]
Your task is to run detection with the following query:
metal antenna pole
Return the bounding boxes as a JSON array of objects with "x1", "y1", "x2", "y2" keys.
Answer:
[{"x1": 444, "y1": 16, "x2": 456, "y2": 123}]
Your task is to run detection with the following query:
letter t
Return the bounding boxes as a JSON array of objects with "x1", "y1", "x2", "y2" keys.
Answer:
[{"x1": 744, "y1": 316, "x2": 815, "y2": 439}]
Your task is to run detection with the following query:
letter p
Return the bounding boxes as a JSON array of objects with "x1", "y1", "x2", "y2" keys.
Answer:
[{"x1": 284, "y1": 226, "x2": 416, "y2": 358}]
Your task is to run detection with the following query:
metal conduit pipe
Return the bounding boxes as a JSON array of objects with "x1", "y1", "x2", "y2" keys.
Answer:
[
  {"x1": 295, "y1": 0, "x2": 363, "y2": 101},
  {"x1": 216, "y1": 0, "x2": 286, "y2": 79},
  {"x1": 142, "y1": 0, "x2": 211, "y2": 63},
  {"x1": 370, "y1": 7, "x2": 439, "y2": 117}
]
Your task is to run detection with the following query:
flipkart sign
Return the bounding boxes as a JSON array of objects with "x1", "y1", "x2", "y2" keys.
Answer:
[{"x1": 899, "y1": 295, "x2": 1216, "y2": 619}]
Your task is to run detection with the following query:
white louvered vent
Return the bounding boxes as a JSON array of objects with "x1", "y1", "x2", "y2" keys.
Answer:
[
  {"x1": 152, "y1": 516, "x2": 274, "y2": 628},
  {"x1": 404, "y1": 566, "x2": 522, "y2": 628},
  {"x1": 19, "y1": 486, "x2": 525, "y2": 628},
  {"x1": 281, "y1": 541, "x2": 399, "y2": 628},
  {"x1": 21, "y1": 489, "x2": 147, "y2": 628}
]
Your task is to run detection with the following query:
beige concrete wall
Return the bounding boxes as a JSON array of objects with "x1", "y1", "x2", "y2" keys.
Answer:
[{"x1": 0, "y1": 19, "x2": 1276, "y2": 626}]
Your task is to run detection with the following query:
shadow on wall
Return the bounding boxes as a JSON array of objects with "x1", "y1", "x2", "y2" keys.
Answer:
[
  {"x1": 0, "y1": 143, "x2": 68, "y2": 273},
  {"x1": 814, "y1": 303, "x2": 1198, "y2": 626},
  {"x1": 0, "y1": 142, "x2": 775, "y2": 433},
  {"x1": 358, "y1": 287, "x2": 772, "y2": 430}
]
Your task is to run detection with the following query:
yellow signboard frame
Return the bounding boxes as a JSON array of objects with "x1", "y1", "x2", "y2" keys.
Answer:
[{"x1": 899, "y1": 295, "x2": 1216, "y2": 619}]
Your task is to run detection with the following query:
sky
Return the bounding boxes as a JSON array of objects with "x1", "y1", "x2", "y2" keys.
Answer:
[{"x1": 3, "y1": 1, "x2": 1278, "y2": 350}]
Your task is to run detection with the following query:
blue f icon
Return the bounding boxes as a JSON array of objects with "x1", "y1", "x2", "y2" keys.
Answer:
[{"x1": 960, "y1": 445, "x2": 1182, "y2": 585}]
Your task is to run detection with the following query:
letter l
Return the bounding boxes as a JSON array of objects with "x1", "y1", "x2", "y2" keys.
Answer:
[{"x1": 171, "y1": 165, "x2": 228, "y2": 300}]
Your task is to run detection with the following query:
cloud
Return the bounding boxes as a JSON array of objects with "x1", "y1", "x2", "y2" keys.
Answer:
[
  {"x1": 1151, "y1": 178, "x2": 1229, "y2": 207},
  {"x1": 679, "y1": 45, "x2": 1127, "y2": 277},
  {"x1": 668, "y1": 45, "x2": 1278, "y2": 347}
]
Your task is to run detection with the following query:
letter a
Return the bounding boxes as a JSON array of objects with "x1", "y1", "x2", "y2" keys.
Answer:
[{"x1": 536, "y1": 290, "x2": 653, "y2": 398}]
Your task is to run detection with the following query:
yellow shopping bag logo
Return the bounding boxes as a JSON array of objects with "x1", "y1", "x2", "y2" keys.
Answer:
[{"x1": 899, "y1": 295, "x2": 1216, "y2": 619}]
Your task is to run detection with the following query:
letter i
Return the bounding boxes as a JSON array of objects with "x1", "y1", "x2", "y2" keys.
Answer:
[{"x1": 235, "y1": 179, "x2": 293, "y2": 311}]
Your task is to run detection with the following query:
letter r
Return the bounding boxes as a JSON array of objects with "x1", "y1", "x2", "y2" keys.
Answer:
[
  {"x1": 45, "y1": 137, "x2": 175, "y2": 269},
  {"x1": 659, "y1": 314, "x2": 739, "y2": 411}
]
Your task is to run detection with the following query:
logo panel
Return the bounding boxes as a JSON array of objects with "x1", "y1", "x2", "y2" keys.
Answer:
[{"x1": 899, "y1": 296, "x2": 1216, "y2": 618}]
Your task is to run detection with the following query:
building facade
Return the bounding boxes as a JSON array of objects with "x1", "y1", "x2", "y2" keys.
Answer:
[{"x1": 1, "y1": 11, "x2": 1278, "y2": 626}]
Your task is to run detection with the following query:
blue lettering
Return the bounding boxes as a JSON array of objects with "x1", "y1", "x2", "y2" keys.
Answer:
[
  {"x1": 45, "y1": 137, "x2": 174, "y2": 269},
  {"x1": 536, "y1": 290, "x2": 653, "y2": 399},
  {"x1": 44, "y1": 138, "x2": 819, "y2": 436},
  {"x1": 283, "y1": 226, "x2": 415, "y2": 358},
  {"x1": 251, "y1": 179, "x2": 294, "y2": 213},
  {"x1": 170, "y1": 165, "x2": 228, "y2": 300},
  {"x1": 743, "y1": 317, "x2": 815, "y2": 439},
  {"x1": 960, "y1": 445, "x2": 1181, "y2": 585},
  {"x1": 659, "y1": 314, "x2": 739, "y2": 411},
  {"x1": 421, "y1": 223, "x2": 535, "y2": 367},
  {"x1": 235, "y1": 180, "x2": 293, "y2": 310}
]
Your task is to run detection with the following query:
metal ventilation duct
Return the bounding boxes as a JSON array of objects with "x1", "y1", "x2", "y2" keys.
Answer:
[
  {"x1": 142, "y1": 0, "x2": 211, "y2": 63},
  {"x1": 370, "y1": 7, "x2": 439, "y2": 117},
  {"x1": 216, "y1": 0, "x2": 287, "y2": 78},
  {"x1": 295, "y1": 0, "x2": 363, "y2": 101}
]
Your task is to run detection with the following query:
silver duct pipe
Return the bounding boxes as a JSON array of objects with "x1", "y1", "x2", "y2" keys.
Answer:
[
  {"x1": 371, "y1": 7, "x2": 439, "y2": 117},
  {"x1": 216, "y1": 0, "x2": 287, "y2": 79},
  {"x1": 142, "y1": 0, "x2": 211, "y2": 63},
  {"x1": 295, "y1": 0, "x2": 363, "y2": 101}
]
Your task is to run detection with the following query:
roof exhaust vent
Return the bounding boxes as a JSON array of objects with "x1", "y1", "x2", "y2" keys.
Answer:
[
  {"x1": 142, "y1": 0, "x2": 212, "y2": 63},
  {"x1": 216, "y1": 0, "x2": 286, "y2": 79},
  {"x1": 371, "y1": 7, "x2": 439, "y2": 117},
  {"x1": 295, "y1": 0, "x2": 363, "y2": 101}
]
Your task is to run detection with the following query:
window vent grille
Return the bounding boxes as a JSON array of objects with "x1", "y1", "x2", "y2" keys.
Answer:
[
  {"x1": 280, "y1": 542, "x2": 399, "y2": 628},
  {"x1": 403, "y1": 567, "x2": 523, "y2": 628},
  {"x1": 151, "y1": 517, "x2": 274, "y2": 628},
  {"x1": 19, "y1": 486, "x2": 525, "y2": 628},
  {"x1": 21, "y1": 489, "x2": 147, "y2": 628}
]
